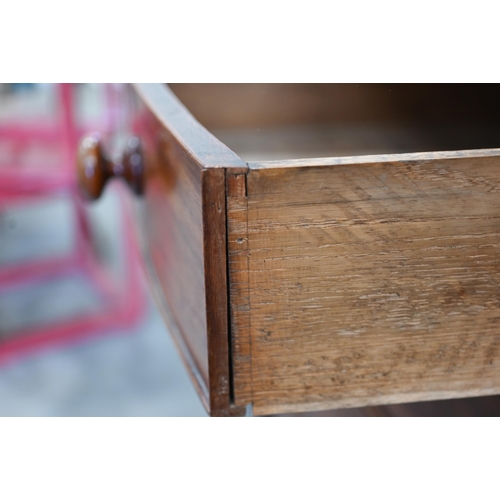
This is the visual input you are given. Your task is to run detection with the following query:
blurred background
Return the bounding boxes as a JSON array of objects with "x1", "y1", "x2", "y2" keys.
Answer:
[{"x1": 0, "y1": 83, "x2": 206, "y2": 416}]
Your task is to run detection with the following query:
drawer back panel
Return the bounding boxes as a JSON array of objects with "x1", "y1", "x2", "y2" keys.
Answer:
[{"x1": 171, "y1": 84, "x2": 500, "y2": 162}]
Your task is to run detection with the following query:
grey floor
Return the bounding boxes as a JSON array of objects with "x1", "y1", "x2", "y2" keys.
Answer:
[
  {"x1": 0, "y1": 190, "x2": 207, "y2": 417},
  {"x1": 0, "y1": 299, "x2": 207, "y2": 417}
]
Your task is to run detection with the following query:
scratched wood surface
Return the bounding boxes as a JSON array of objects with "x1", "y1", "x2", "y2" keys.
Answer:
[{"x1": 235, "y1": 150, "x2": 500, "y2": 416}]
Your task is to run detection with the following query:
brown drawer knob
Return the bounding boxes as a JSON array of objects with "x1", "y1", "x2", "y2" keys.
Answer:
[{"x1": 77, "y1": 133, "x2": 144, "y2": 200}]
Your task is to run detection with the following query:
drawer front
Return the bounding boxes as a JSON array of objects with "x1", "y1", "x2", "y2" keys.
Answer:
[
  {"x1": 129, "y1": 84, "x2": 246, "y2": 416},
  {"x1": 227, "y1": 150, "x2": 500, "y2": 415}
]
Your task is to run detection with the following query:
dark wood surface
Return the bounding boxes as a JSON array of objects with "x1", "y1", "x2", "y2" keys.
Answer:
[
  {"x1": 77, "y1": 133, "x2": 144, "y2": 200},
  {"x1": 280, "y1": 394, "x2": 500, "y2": 416},
  {"x1": 170, "y1": 84, "x2": 500, "y2": 131},
  {"x1": 134, "y1": 84, "x2": 247, "y2": 170},
  {"x1": 202, "y1": 168, "x2": 245, "y2": 415},
  {"x1": 129, "y1": 84, "x2": 245, "y2": 416}
]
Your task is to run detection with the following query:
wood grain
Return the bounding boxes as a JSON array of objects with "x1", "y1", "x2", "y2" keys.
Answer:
[
  {"x1": 133, "y1": 84, "x2": 247, "y2": 169},
  {"x1": 249, "y1": 148, "x2": 500, "y2": 170},
  {"x1": 134, "y1": 107, "x2": 210, "y2": 406},
  {"x1": 237, "y1": 150, "x2": 500, "y2": 415},
  {"x1": 129, "y1": 84, "x2": 246, "y2": 416}
]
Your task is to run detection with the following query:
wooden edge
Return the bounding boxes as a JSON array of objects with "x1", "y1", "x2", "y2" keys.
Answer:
[
  {"x1": 132, "y1": 84, "x2": 247, "y2": 170},
  {"x1": 253, "y1": 387, "x2": 500, "y2": 417},
  {"x1": 226, "y1": 171, "x2": 253, "y2": 406},
  {"x1": 132, "y1": 199, "x2": 211, "y2": 414},
  {"x1": 249, "y1": 148, "x2": 500, "y2": 170},
  {"x1": 202, "y1": 168, "x2": 246, "y2": 417}
]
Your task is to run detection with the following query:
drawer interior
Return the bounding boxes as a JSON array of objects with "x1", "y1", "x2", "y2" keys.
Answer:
[{"x1": 169, "y1": 84, "x2": 500, "y2": 161}]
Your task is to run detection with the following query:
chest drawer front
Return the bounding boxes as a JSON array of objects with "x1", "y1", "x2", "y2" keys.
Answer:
[{"x1": 130, "y1": 84, "x2": 246, "y2": 416}]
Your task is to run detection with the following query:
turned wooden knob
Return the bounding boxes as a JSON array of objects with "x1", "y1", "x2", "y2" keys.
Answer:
[{"x1": 77, "y1": 133, "x2": 145, "y2": 200}]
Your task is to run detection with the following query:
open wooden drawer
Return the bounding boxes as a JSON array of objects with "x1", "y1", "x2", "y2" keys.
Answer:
[{"x1": 78, "y1": 84, "x2": 500, "y2": 416}]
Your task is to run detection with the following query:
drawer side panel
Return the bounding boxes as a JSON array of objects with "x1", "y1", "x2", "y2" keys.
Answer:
[{"x1": 245, "y1": 152, "x2": 500, "y2": 415}]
